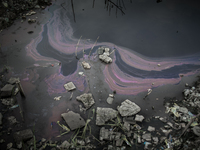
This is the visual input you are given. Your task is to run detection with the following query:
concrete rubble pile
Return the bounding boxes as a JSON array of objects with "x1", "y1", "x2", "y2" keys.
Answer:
[
  {"x1": 98, "y1": 47, "x2": 112, "y2": 63},
  {"x1": 0, "y1": 0, "x2": 52, "y2": 30}
]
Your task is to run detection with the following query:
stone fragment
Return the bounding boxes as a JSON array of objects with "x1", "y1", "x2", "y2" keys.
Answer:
[
  {"x1": 99, "y1": 54, "x2": 112, "y2": 63},
  {"x1": 1, "y1": 98, "x2": 15, "y2": 106},
  {"x1": 135, "y1": 114, "x2": 144, "y2": 122},
  {"x1": 28, "y1": 19, "x2": 36, "y2": 23},
  {"x1": 96, "y1": 107, "x2": 118, "y2": 125},
  {"x1": 76, "y1": 93, "x2": 95, "y2": 109},
  {"x1": 54, "y1": 96, "x2": 61, "y2": 101},
  {"x1": 178, "y1": 107, "x2": 188, "y2": 114},
  {"x1": 82, "y1": 61, "x2": 91, "y2": 69},
  {"x1": 107, "y1": 97, "x2": 114, "y2": 104},
  {"x1": 142, "y1": 133, "x2": 151, "y2": 142},
  {"x1": 116, "y1": 139, "x2": 124, "y2": 147},
  {"x1": 123, "y1": 117, "x2": 136, "y2": 124},
  {"x1": 138, "y1": 135, "x2": 142, "y2": 144},
  {"x1": 123, "y1": 122, "x2": 130, "y2": 131},
  {"x1": 99, "y1": 127, "x2": 109, "y2": 140},
  {"x1": 26, "y1": 11, "x2": 36, "y2": 16},
  {"x1": 64, "y1": 82, "x2": 76, "y2": 91},
  {"x1": 1, "y1": 84, "x2": 15, "y2": 97},
  {"x1": 61, "y1": 111, "x2": 86, "y2": 130},
  {"x1": 60, "y1": 140, "x2": 70, "y2": 149},
  {"x1": 147, "y1": 126, "x2": 155, "y2": 132},
  {"x1": 152, "y1": 137, "x2": 159, "y2": 145},
  {"x1": 117, "y1": 99, "x2": 141, "y2": 117},
  {"x1": 0, "y1": 113, "x2": 2, "y2": 125},
  {"x1": 8, "y1": 77, "x2": 19, "y2": 84},
  {"x1": 97, "y1": 47, "x2": 104, "y2": 55},
  {"x1": 7, "y1": 143, "x2": 13, "y2": 149},
  {"x1": 184, "y1": 89, "x2": 190, "y2": 97},
  {"x1": 13, "y1": 129, "x2": 33, "y2": 143}
]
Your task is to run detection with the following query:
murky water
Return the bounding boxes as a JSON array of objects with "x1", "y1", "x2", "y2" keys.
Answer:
[{"x1": 0, "y1": 0, "x2": 200, "y2": 149}]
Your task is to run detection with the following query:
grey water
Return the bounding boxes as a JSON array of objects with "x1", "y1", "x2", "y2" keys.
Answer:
[{"x1": 69, "y1": 0, "x2": 200, "y2": 57}]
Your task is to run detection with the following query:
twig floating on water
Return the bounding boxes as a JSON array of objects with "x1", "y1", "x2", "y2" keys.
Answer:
[
  {"x1": 71, "y1": 0, "x2": 76, "y2": 22},
  {"x1": 75, "y1": 36, "x2": 82, "y2": 59}
]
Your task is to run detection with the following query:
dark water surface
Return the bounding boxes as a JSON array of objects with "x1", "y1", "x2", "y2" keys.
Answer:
[{"x1": 70, "y1": 0, "x2": 200, "y2": 57}]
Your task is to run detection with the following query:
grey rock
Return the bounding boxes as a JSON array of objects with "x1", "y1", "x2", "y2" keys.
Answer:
[
  {"x1": 61, "y1": 111, "x2": 85, "y2": 130},
  {"x1": 116, "y1": 139, "x2": 124, "y2": 147},
  {"x1": 142, "y1": 133, "x2": 151, "y2": 142},
  {"x1": 152, "y1": 137, "x2": 159, "y2": 145},
  {"x1": 0, "y1": 113, "x2": 2, "y2": 125},
  {"x1": 82, "y1": 61, "x2": 91, "y2": 69},
  {"x1": 117, "y1": 99, "x2": 141, "y2": 117},
  {"x1": 64, "y1": 82, "x2": 76, "y2": 91},
  {"x1": 138, "y1": 135, "x2": 142, "y2": 144},
  {"x1": 147, "y1": 126, "x2": 155, "y2": 132},
  {"x1": 8, "y1": 77, "x2": 19, "y2": 84},
  {"x1": 99, "y1": 53, "x2": 112, "y2": 63},
  {"x1": 1, "y1": 98, "x2": 15, "y2": 106},
  {"x1": 28, "y1": 19, "x2": 36, "y2": 23},
  {"x1": 178, "y1": 107, "x2": 188, "y2": 114},
  {"x1": 60, "y1": 140, "x2": 70, "y2": 149},
  {"x1": 99, "y1": 127, "x2": 109, "y2": 140},
  {"x1": 107, "y1": 97, "x2": 114, "y2": 104},
  {"x1": 97, "y1": 47, "x2": 104, "y2": 55},
  {"x1": 13, "y1": 129, "x2": 33, "y2": 143},
  {"x1": 184, "y1": 89, "x2": 190, "y2": 97},
  {"x1": 123, "y1": 116, "x2": 136, "y2": 124},
  {"x1": 76, "y1": 93, "x2": 95, "y2": 109},
  {"x1": 7, "y1": 142, "x2": 13, "y2": 149},
  {"x1": 96, "y1": 107, "x2": 118, "y2": 125},
  {"x1": 1, "y1": 84, "x2": 15, "y2": 97},
  {"x1": 135, "y1": 114, "x2": 144, "y2": 122},
  {"x1": 123, "y1": 122, "x2": 130, "y2": 131}
]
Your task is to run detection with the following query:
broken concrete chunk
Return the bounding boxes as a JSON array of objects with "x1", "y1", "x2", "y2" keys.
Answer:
[
  {"x1": 82, "y1": 61, "x2": 91, "y2": 69},
  {"x1": 54, "y1": 96, "x2": 61, "y2": 101},
  {"x1": 76, "y1": 93, "x2": 95, "y2": 109},
  {"x1": 97, "y1": 47, "x2": 104, "y2": 55},
  {"x1": 116, "y1": 139, "x2": 124, "y2": 147},
  {"x1": 60, "y1": 140, "x2": 70, "y2": 149},
  {"x1": 99, "y1": 54, "x2": 112, "y2": 63},
  {"x1": 135, "y1": 114, "x2": 144, "y2": 122},
  {"x1": 1, "y1": 98, "x2": 15, "y2": 106},
  {"x1": 7, "y1": 142, "x2": 13, "y2": 149},
  {"x1": 99, "y1": 127, "x2": 109, "y2": 140},
  {"x1": 177, "y1": 107, "x2": 188, "y2": 114},
  {"x1": 147, "y1": 126, "x2": 155, "y2": 132},
  {"x1": 8, "y1": 77, "x2": 19, "y2": 84},
  {"x1": 123, "y1": 122, "x2": 130, "y2": 131},
  {"x1": 117, "y1": 99, "x2": 141, "y2": 117},
  {"x1": 107, "y1": 97, "x2": 114, "y2": 105},
  {"x1": 28, "y1": 19, "x2": 36, "y2": 23},
  {"x1": 61, "y1": 111, "x2": 86, "y2": 130},
  {"x1": 152, "y1": 137, "x2": 159, "y2": 145},
  {"x1": 123, "y1": 117, "x2": 136, "y2": 124},
  {"x1": 1, "y1": 84, "x2": 15, "y2": 97},
  {"x1": 64, "y1": 82, "x2": 76, "y2": 91},
  {"x1": 96, "y1": 107, "x2": 118, "y2": 125},
  {"x1": 13, "y1": 129, "x2": 33, "y2": 143},
  {"x1": 142, "y1": 133, "x2": 151, "y2": 142},
  {"x1": 0, "y1": 113, "x2": 2, "y2": 125},
  {"x1": 26, "y1": 11, "x2": 36, "y2": 16},
  {"x1": 184, "y1": 89, "x2": 190, "y2": 97}
]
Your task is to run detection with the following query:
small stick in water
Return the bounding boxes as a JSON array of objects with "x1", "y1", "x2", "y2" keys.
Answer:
[
  {"x1": 83, "y1": 39, "x2": 86, "y2": 59},
  {"x1": 75, "y1": 36, "x2": 82, "y2": 59},
  {"x1": 16, "y1": 80, "x2": 26, "y2": 98},
  {"x1": 109, "y1": 49, "x2": 116, "y2": 56},
  {"x1": 88, "y1": 36, "x2": 99, "y2": 58}
]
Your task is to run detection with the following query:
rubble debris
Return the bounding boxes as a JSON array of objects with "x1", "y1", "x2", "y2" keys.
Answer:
[
  {"x1": 142, "y1": 133, "x2": 151, "y2": 142},
  {"x1": 13, "y1": 129, "x2": 33, "y2": 143},
  {"x1": 1, "y1": 98, "x2": 15, "y2": 106},
  {"x1": 78, "y1": 72, "x2": 84, "y2": 76},
  {"x1": 107, "y1": 94, "x2": 114, "y2": 104},
  {"x1": 117, "y1": 99, "x2": 141, "y2": 117},
  {"x1": 123, "y1": 116, "x2": 136, "y2": 124},
  {"x1": 147, "y1": 126, "x2": 155, "y2": 132},
  {"x1": 54, "y1": 96, "x2": 61, "y2": 101},
  {"x1": 7, "y1": 142, "x2": 13, "y2": 149},
  {"x1": 0, "y1": 113, "x2": 2, "y2": 125},
  {"x1": 26, "y1": 11, "x2": 36, "y2": 16},
  {"x1": 98, "y1": 47, "x2": 112, "y2": 63},
  {"x1": 152, "y1": 137, "x2": 159, "y2": 145},
  {"x1": 64, "y1": 82, "x2": 76, "y2": 91},
  {"x1": 144, "y1": 141, "x2": 151, "y2": 149},
  {"x1": 96, "y1": 107, "x2": 118, "y2": 125},
  {"x1": 123, "y1": 122, "x2": 130, "y2": 131},
  {"x1": 7, "y1": 77, "x2": 19, "y2": 84},
  {"x1": 99, "y1": 127, "x2": 122, "y2": 142},
  {"x1": 82, "y1": 61, "x2": 91, "y2": 69},
  {"x1": 59, "y1": 140, "x2": 70, "y2": 149},
  {"x1": 135, "y1": 114, "x2": 144, "y2": 122},
  {"x1": 28, "y1": 19, "x2": 36, "y2": 23},
  {"x1": 61, "y1": 111, "x2": 86, "y2": 130},
  {"x1": 0, "y1": 84, "x2": 15, "y2": 97},
  {"x1": 76, "y1": 93, "x2": 95, "y2": 109}
]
